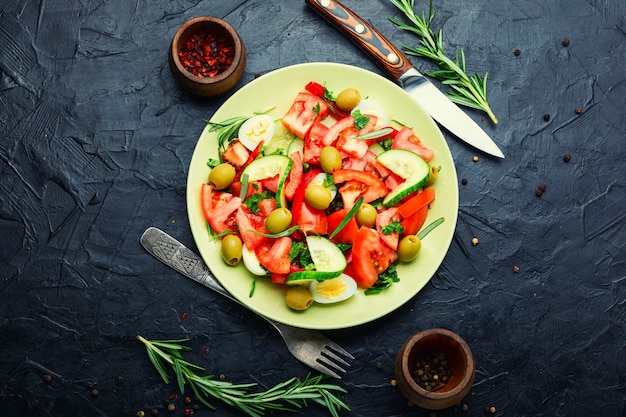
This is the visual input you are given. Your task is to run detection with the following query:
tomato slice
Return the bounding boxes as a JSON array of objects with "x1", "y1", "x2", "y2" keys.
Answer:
[
  {"x1": 351, "y1": 226, "x2": 398, "y2": 288},
  {"x1": 327, "y1": 208, "x2": 359, "y2": 244},
  {"x1": 303, "y1": 122, "x2": 328, "y2": 165},
  {"x1": 281, "y1": 92, "x2": 329, "y2": 139},
  {"x1": 256, "y1": 237, "x2": 293, "y2": 274},
  {"x1": 376, "y1": 207, "x2": 401, "y2": 251},
  {"x1": 332, "y1": 169, "x2": 387, "y2": 208},
  {"x1": 221, "y1": 141, "x2": 250, "y2": 169},
  {"x1": 201, "y1": 184, "x2": 242, "y2": 234},
  {"x1": 392, "y1": 126, "x2": 434, "y2": 162},
  {"x1": 400, "y1": 205, "x2": 429, "y2": 236},
  {"x1": 290, "y1": 170, "x2": 328, "y2": 235},
  {"x1": 322, "y1": 116, "x2": 354, "y2": 146},
  {"x1": 235, "y1": 207, "x2": 268, "y2": 250},
  {"x1": 283, "y1": 151, "x2": 303, "y2": 201},
  {"x1": 398, "y1": 188, "x2": 435, "y2": 219}
]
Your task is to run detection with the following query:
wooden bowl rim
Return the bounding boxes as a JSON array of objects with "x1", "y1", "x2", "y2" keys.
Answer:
[{"x1": 169, "y1": 16, "x2": 244, "y2": 85}]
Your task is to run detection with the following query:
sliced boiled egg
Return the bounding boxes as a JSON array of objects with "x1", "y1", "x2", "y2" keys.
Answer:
[
  {"x1": 352, "y1": 99, "x2": 388, "y2": 130},
  {"x1": 309, "y1": 274, "x2": 357, "y2": 304},
  {"x1": 238, "y1": 114, "x2": 275, "y2": 151},
  {"x1": 310, "y1": 172, "x2": 337, "y2": 200},
  {"x1": 242, "y1": 245, "x2": 267, "y2": 276}
]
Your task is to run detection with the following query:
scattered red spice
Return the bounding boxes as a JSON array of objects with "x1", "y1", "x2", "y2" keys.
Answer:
[
  {"x1": 179, "y1": 31, "x2": 234, "y2": 78},
  {"x1": 181, "y1": 312, "x2": 188, "y2": 319},
  {"x1": 513, "y1": 265, "x2": 520, "y2": 273},
  {"x1": 204, "y1": 347, "x2": 210, "y2": 355}
]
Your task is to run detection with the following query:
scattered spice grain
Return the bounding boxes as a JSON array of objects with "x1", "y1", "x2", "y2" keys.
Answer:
[
  {"x1": 489, "y1": 406, "x2": 497, "y2": 413},
  {"x1": 563, "y1": 154, "x2": 571, "y2": 162},
  {"x1": 391, "y1": 379, "x2": 397, "y2": 386},
  {"x1": 538, "y1": 183, "x2": 547, "y2": 192},
  {"x1": 514, "y1": 49, "x2": 521, "y2": 56},
  {"x1": 461, "y1": 178, "x2": 468, "y2": 186},
  {"x1": 575, "y1": 107, "x2": 582, "y2": 114},
  {"x1": 562, "y1": 38, "x2": 570, "y2": 46},
  {"x1": 151, "y1": 409, "x2": 159, "y2": 416},
  {"x1": 462, "y1": 403, "x2": 469, "y2": 411},
  {"x1": 472, "y1": 237, "x2": 479, "y2": 246},
  {"x1": 472, "y1": 155, "x2": 479, "y2": 162},
  {"x1": 184, "y1": 397, "x2": 192, "y2": 405},
  {"x1": 535, "y1": 189, "x2": 543, "y2": 197},
  {"x1": 543, "y1": 113, "x2": 550, "y2": 121},
  {"x1": 91, "y1": 388, "x2": 99, "y2": 397},
  {"x1": 43, "y1": 374, "x2": 52, "y2": 382},
  {"x1": 167, "y1": 403, "x2": 175, "y2": 412},
  {"x1": 513, "y1": 265, "x2": 520, "y2": 273},
  {"x1": 137, "y1": 411, "x2": 145, "y2": 417}
]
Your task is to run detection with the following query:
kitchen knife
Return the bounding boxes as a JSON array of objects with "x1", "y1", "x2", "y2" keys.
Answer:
[{"x1": 305, "y1": 0, "x2": 504, "y2": 158}]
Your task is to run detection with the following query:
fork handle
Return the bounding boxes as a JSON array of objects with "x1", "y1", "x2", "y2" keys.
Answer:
[{"x1": 140, "y1": 227, "x2": 272, "y2": 324}]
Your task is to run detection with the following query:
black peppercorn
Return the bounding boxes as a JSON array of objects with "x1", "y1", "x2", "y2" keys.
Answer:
[
  {"x1": 563, "y1": 154, "x2": 571, "y2": 162},
  {"x1": 514, "y1": 49, "x2": 521, "y2": 56},
  {"x1": 461, "y1": 178, "x2": 468, "y2": 186},
  {"x1": 543, "y1": 113, "x2": 550, "y2": 121},
  {"x1": 538, "y1": 183, "x2": 547, "y2": 192},
  {"x1": 562, "y1": 38, "x2": 570, "y2": 46}
]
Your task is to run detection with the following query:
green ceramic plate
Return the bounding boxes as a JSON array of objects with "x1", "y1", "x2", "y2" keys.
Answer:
[{"x1": 187, "y1": 62, "x2": 458, "y2": 330}]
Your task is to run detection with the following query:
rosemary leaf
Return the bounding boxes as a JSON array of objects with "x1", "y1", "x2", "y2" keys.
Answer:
[{"x1": 389, "y1": 0, "x2": 498, "y2": 124}]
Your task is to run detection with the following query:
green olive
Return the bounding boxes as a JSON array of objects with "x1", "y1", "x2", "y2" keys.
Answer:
[
  {"x1": 320, "y1": 146, "x2": 342, "y2": 173},
  {"x1": 397, "y1": 235, "x2": 422, "y2": 262},
  {"x1": 221, "y1": 234, "x2": 243, "y2": 266},
  {"x1": 336, "y1": 88, "x2": 361, "y2": 112},
  {"x1": 424, "y1": 165, "x2": 439, "y2": 186},
  {"x1": 356, "y1": 203, "x2": 377, "y2": 228},
  {"x1": 305, "y1": 184, "x2": 332, "y2": 210},
  {"x1": 285, "y1": 286, "x2": 314, "y2": 311},
  {"x1": 209, "y1": 163, "x2": 236, "y2": 190},
  {"x1": 265, "y1": 208, "x2": 293, "y2": 234}
]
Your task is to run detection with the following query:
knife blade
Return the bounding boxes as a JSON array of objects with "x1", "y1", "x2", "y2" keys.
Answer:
[{"x1": 305, "y1": 0, "x2": 504, "y2": 158}]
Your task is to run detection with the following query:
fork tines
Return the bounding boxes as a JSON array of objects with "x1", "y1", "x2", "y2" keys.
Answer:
[{"x1": 317, "y1": 344, "x2": 355, "y2": 379}]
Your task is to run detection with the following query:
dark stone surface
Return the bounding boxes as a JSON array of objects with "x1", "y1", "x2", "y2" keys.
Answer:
[{"x1": 1, "y1": 0, "x2": 625, "y2": 416}]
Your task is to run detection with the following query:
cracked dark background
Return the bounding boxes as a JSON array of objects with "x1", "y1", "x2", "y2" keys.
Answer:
[{"x1": 1, "y1": 0, "x2": 625, "y2": 416}]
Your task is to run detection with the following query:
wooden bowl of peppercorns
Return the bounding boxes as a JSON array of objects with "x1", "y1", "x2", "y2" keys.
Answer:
[
  {"x1": 395, "y1": 328, "x2": 475, "y2": 410},
  {"x1": 169, "y1": 16, "x2": 246, "y2": 97}
]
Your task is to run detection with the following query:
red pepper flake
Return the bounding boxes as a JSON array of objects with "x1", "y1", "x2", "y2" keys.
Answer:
[
  {"x1": 513, "y1": 265, "x2": 520, "y2": 273},
  {"x1": 204, "y1": 347, "x2": 210, "y2": 355},
  {"x1": 181, "y1": 312, "x2": 188, "y2": 319},
  {"x1": 179, "y1": 31, "x2": 235, "y2": 78}
]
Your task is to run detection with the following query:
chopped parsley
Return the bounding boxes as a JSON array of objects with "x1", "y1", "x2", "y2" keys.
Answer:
[
  {"x1": 244, "y1": 191, "x2": 273, "y2": 214},
  {"x1": 365, "y1": 263, "x2": 400, "y2": 295},
  {"x1": 352, "y1": 110, "x2": 370, "y2": 130},
  {"x1": 381, "y1": 221, "x2": 405, "y2": 235}
]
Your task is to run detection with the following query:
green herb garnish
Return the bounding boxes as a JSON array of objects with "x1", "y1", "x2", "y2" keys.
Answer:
[
  {"x1": 389, "y1": 0, "x2": 498, "y2": 124},
  {"x1": 137, "y1": 336, "x2": 350, "y2": 417},
  {"x1": 352, "y1": 110, "x2": 370, "y2": 130},
  {"x1": 381, "y1": 220, "x2": 405, "y2": 235},
  {"x1": 244, "y1": 191, "x2": 273, "y2": 214},
  {"x1": 365, "y1": 263, "x2": 400, "y2": 295}
]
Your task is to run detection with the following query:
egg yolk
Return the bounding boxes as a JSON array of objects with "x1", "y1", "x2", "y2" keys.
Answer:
[
  {"x1": 315, "y1": 277, "x2": 346, "y2": 300},
  {"x1": 245, "y1": 119, "x2": 271, "y2": 142}
]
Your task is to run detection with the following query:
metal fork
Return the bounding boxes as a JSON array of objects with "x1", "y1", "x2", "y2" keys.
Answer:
[{"x1": 140, "y1": 227, "x2": 354, "y2": 378}]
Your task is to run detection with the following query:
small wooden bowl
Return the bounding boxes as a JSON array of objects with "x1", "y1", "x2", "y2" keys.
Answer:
[
  {"x1": 168, "y1": 16, "x2": 246, "y2": 97},
  {"x1": 395, "y1": 328, "x2": 475, "y2": 410}
]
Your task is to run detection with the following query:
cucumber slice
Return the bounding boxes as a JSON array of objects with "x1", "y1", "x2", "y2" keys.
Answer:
[
  {"x1": 263, "y1": 121, "x2": 297, "y2": 155},
  {"x1": 376, "y1": 149, "x2": 430, "y2": 207},
  {"x1": 306, "y1": 235, "x2": 347, "y2": 274},
  {"x1": 242, "y1": 154, "x2": 293, "y2": 207},
  {"x1": 242, "y1": 154, "x2": 291, "y2": 182},
  {"x1": 286, "y1": 270, "x2": 343, "y2": 285}
]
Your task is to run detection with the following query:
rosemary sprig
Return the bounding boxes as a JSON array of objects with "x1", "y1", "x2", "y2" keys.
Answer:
[
  {"x1": 136, "y1": 336, "x2": 350, "y2": 417},
  {"x1": 389, "y1": 0, "x2": 498, "y2": 124},
  {"x1": 203, "y1": 106, "x2": 276, "y2": 157}
]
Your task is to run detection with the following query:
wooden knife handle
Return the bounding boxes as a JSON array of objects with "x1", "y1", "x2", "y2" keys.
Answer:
[{"x1": 305, "y1": 0, "x2": 413, "y2": 81}]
